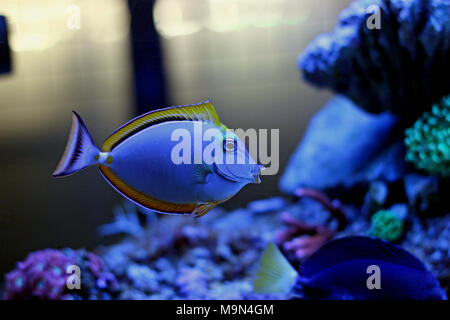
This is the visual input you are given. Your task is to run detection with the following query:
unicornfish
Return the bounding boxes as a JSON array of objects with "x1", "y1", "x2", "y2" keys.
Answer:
[{"x1": 53, "y1": 100, "x2": 264, "y2": 217}]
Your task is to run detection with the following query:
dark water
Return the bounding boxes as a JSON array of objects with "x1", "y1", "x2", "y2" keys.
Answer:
[{"x1": 0, "y1": 0, "x2": 351, "y2": 276}]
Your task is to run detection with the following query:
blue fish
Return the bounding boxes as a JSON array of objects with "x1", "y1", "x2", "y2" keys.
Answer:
[
  {"x1": 53, "y1": 100, "x2": 264, "y2": 217},
  {"x1": 254, "y1": 236, "x2": 447, "y2": 300}
]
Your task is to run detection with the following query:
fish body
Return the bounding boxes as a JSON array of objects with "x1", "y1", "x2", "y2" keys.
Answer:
[
  {"x1": 53, "y1": 101, "x2": 263, "y2": 217},
  {"x1": 254, "y1": 236, "x2": 447, "y2": 300},
  {"x1": 106, "y1": 120, "x2": 251, "y2": 203}
]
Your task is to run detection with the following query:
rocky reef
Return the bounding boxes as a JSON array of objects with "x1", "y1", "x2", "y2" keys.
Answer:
[
  {"x1": 279, "y1": 0, "x2": 449, "y2": 297},
  {"x1": 299, "y1": 0, "x2": 450, "y2": 125},
  {"x1": 3, "y1": 198, "x2": 448, "y2": 300}
]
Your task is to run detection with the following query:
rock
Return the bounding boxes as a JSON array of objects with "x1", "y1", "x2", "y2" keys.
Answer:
[
  {"x1": 389, "y1": 203, "x2": 409, "y2": 220},
  {"x1": 404, "y1": 173, "x2": 440, "y2": 215},
  {"x1": 280, "y1": 96, "x2": 401, "y2": 194},
  {"x1": 362, "y1": 181, "x2": 389, "y2": 216},
  {"x1": 299, "y1": 0, "x2": 450, "y2": 125}
]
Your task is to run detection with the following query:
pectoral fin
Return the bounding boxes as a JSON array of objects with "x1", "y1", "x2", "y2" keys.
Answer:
[{"x1": 193, "y1": 163, "x2": 213, "y2": 184}]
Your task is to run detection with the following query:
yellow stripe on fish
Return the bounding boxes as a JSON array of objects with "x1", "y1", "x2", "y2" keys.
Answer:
[{"x1": 102, "y1": 100, "x2": 220, "y2": 152}]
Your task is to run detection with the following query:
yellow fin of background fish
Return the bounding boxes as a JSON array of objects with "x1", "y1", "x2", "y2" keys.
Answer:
[
  {"x1": 253, "y1": 242, "x2": 298, "y2": 294},
  {"x1": 99, "y1": 165, "x2": 199, "y2": 214},
  {"x1": 102, "y1": 100, "x2": 221, "y2": 152}
]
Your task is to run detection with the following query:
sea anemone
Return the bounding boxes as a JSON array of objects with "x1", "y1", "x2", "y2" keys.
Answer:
[
  {"x1": 369, "y1": 210, "x2": 404, "y2": 242},
  {"x1": 405, "y1": 95, "x2": 450, "y2": 176}
]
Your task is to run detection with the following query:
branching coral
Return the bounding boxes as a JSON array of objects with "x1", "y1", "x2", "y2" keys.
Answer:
[
  {"x1": 299, "y1": 0, "x2": 450, "y2": 125},
  {"x1": 405, "y1": 95, "x2": 450, "y2": 176},
  {"x1": 369, "y1": 210, "x2": 404, "y2": 242},
  {"x1": 98, "y1": 202, "x2": 152, "y2": 238}
]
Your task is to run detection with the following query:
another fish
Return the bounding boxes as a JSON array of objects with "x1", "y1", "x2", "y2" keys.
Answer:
[
  {"x1": 254, "y1": 236, "x2": 447, "y2": 300},
  {"x1": 53, "y1": 100, "x2": 264, "y2": 217}
]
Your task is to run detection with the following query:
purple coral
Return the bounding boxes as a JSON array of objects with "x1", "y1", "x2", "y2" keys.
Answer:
[
  {"x1": 299, "y1": 0, "x2": 450, "y2": 125},
  {"x1": 4, "y1": 248, "x2": 117, "y2": 300},
  {"x1": 5, "y1": 249, "x2": 75, "y2": 300}
]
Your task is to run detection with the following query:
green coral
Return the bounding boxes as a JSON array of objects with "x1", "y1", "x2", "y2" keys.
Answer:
[
  {"x1": 405, "y1": 95, "x2": 450, "y2": 176},
  {"x1": 369, "y1": 210, "x2": 404, "y2": 242}
]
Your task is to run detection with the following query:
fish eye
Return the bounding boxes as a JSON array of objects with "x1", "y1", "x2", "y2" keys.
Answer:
[{"x1": 223, "y1": 138, "x2": 237, "y2": 152}]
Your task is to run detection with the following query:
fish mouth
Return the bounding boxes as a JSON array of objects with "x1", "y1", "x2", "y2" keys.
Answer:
[{"x1": 253, "y1": 165, "x2": 265, "y2": 184}]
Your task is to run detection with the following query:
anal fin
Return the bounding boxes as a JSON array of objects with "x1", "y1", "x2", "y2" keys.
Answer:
[{"x1": 99, "y1": 165, "x2": 197, "y2": 214}]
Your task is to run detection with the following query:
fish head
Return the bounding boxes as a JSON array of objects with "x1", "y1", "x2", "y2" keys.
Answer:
[{"x1": 211, "y1": 130, "x2": 264, "y2": 184}]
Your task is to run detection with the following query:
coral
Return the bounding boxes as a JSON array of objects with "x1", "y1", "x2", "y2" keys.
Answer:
[
  {"x1": 95, "y1": 206, "x2": 287, "y2": 300},
  {"x1": 4, "y1": 248, "x2": 118, "y2": 300},
  {"x1": 362, "y1": 181, "x2": 389, "y2": 216},
  {"x1": 275, "y1": 212, "x2": 335, "y2": 261},
  {"x1": 369, "y1": 210, "x2": 404, "y2": 242},
  {"x1": 405, "y1": 95, "x2": 450, "y2": 176},
  {"x1": 299, "y1": 0, "x2": 450, "y2": 125},
  {"x1": 5, "y1": 194, "x2": 447, "y2": 299},
  {"x1": 126, "y1": 264, "x2": 159, "y2": 292},
  {"x1": 403, "y1": 214, "x2": 450, "y2": 287},
  {"x1": 4, "y1": 249, "x2": 75, "y2": 300},
  {"x1": 176, "y1": 267, "x2": 209, "y2": 299},
  {"x1": 98, "y1": 202, "x2": 156, "y2": 238},
  {"x1": 274, "y1": 188, "x2": 347, "y2": 261}
]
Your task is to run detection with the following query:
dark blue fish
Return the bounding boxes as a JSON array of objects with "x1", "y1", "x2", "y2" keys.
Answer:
[{"x1": 254, "y1": 236, "x2": 447, "y2": 300}]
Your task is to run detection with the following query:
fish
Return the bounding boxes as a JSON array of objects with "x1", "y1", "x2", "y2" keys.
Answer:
[
  {"x1": 53, "y1": 100, "x2": 264, "y2": 217},
  {"x1": 253, "y1": 236, "x2": 447, "y2": 300}
]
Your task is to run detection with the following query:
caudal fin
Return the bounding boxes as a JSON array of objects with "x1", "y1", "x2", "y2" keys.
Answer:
[
  {"x1": 52, "y1": 111, "x2": 100, "y2": 177},
  {"x1": 253, "y1": 242, "x2": 298, "y2": 294}
]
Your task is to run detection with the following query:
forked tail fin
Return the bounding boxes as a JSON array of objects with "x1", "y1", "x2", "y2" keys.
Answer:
[
  {"x1": 52, "y1": 111, "x2": 100, "y2": 177},
  {"x1": 253, "y1": 242, "x2": 298, "y2": 294}
]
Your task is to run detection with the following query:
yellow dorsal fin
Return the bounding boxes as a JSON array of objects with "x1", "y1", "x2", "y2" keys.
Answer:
[{"x1": 102, "y1": 100, "x2": 220, "y2": 152}]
